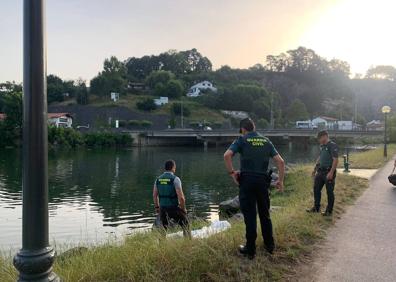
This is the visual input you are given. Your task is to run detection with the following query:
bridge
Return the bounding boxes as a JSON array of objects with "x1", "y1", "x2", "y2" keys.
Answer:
[{"x1": 124, "y1": 129, "x2": 384, "y2": 147}]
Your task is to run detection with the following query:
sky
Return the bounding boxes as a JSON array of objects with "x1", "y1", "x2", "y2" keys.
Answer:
[{"x1": 1, "y1": 0, "x2": 395, "y2": 82}]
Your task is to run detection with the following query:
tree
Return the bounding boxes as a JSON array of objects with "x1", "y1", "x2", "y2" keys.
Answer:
[
  {"x1": 285, "y1": 99, "x2": 309, "y2": 123},
  {"x1": 0, "y1": 92, "x2": 23, "y2": 146},
  {"x1": 366, "y1": 65, "x2": 396, "y2": 81},
  {"x1": 126, "y1": 49, "x2": 212, "y2": 80},
  {"x1": 90, "y1": 56, "x2": 128, "y2": 97},
  {"x1": 145, "y1": 70, "x2": 175, "y2": 89},
  {"x1": 75, "y1": 79, "x2": 89, "y2": 105},
  {"x1": 47, "y1": 74, "x2": 66, "y2": 103},
  {"x1": 164, "y1": 79, "x2": 184, "y2": 98}
]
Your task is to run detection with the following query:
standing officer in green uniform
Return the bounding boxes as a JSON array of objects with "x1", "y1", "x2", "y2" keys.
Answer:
[
  {"x1": 224, "y1": 118, "x2": 285, "y2": 259},
  {"x1": 153, "y1": 160, "x2": 190, "y2": 237},
  {"x1": 307, "y1": 130, "x2": 339, "y2": 216}
]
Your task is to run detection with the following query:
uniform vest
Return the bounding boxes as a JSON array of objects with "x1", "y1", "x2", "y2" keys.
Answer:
[
  {"x1": 240, "y1": 133, "x2": 271, "y2": 175},
  {"x1": 156, "y1": 172, "x2": 178, "y2": 208},
  {"x1": 319, "y1": 142, "x2": 335, "y2": 169}
]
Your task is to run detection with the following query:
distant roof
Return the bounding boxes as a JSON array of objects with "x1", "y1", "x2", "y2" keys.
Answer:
[
  {"x1": 48, "y1": 113, "x2": 72, "y2": 119},
  {"x1": 0, "y1": 113, "x2": 6, "y2": 121},
  {"x1": 316, "y1": 116, "x2": 338, "y2": 121}
]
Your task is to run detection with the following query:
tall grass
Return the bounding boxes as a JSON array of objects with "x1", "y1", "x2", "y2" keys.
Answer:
[
  {"x1": 0, "y1": 166, "x2": 368, "y2": 282},
  {"x1": 348, "y1": 144, "x2": 396, "y2": 169}
]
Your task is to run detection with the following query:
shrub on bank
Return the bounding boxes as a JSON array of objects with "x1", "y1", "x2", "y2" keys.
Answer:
[
  {"x1": 126, "y1": 119, "x2": 152, "y2": 129},
  {"x1": 48, "y1": 127, "x2": 133, "y2": 148}
]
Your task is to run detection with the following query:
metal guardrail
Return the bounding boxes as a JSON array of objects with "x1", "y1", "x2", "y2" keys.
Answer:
[{"x1": 123, "y1": 129, "x2": 384, "y2": 138}]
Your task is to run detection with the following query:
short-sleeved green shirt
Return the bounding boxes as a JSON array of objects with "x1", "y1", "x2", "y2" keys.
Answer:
[
  {"x1": 228, "y1": 132, "x2": 278, "y2": 175},
  {"x1": 319, "y1": 140, "x2": 338, "y2": 169}
]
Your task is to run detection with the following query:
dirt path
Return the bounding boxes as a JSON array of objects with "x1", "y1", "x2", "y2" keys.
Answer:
[{"x1": 297, "y1": 158, "x2": 396, "y2": 282}]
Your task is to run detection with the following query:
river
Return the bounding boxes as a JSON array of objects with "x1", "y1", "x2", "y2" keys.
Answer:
[{"x1": 0, "y1": 145, "x2": 320, "y2": 250}]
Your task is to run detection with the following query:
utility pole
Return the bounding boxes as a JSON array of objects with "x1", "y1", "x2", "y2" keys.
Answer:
[
  {"x1": 13, "y1": 1, "x2": 59, "y2": 281},
  {"x1": 181, "y1": 98, "x2": 184, "y2": 128},
  {"x1": 270, "y1": 91, "x2": 274, "y2": 129}
]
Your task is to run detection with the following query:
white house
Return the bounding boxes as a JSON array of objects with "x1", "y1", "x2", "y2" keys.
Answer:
[
  {"x1": 154, "y1": 96, "x2": 169, "y2": 106},
  {"x1": 187, "y1": 81, "x2": 217, "y2": 97},
  {"x1": 295, "y1": 120, "x2": 314, "y2": 129},
  {"x1": 337, "y1": 120, "x2": 353, "y2": 130},
  {"x1": 366, "y1": 120, "x2": 384, "y2": 131},
  {"x1": 110, "y1": 92, "x2": 120, "y2": 102},
  {"x1": 48, "y1": 113, "x2": 73, "y2": 128},
  {"x1": 222, "y1": 110, "x2": 249, "y2": 119},
  {"x1": 312, "y1": 116, "x2": 338, "y2": 130}
]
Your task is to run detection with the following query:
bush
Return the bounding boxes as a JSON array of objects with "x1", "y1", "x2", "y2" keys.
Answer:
[
  {"x1": 128, "y1": 120, "x2": 140, "y2": 126},
  {"x1": 48, "y1": 127, "x2": 84, "y2": 148},
  {"x1": 171, "y1": 102, "x2": 191, "y2": 117},
  {"x1": 140, "y1": 120, "x2": 153, "y2": 128},
  {"x1": 136, "y1": 98, "x2": 157, "y2": 112},
  {"x1": 83, "y1": 132, "x2": 132, "y2": 147},
  {"x1": 48, "y1": 126, "x2": 132, "y2": 148}
]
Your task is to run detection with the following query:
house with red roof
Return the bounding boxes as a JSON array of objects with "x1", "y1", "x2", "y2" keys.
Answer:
[{"x1": 48, "y1": 113, "x2": 73, "y2": 128}]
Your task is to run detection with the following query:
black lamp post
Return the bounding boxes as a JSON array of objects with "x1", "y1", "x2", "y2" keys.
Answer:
[
  {"x1": 382, "y1": 106, "x2": 391, "y2": 158},
  {"x1": 13, "y1": 0, "x2": 59, "y2": 281}
]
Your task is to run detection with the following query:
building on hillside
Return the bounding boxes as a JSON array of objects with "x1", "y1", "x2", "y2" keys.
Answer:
[
  {"x1": 48, "y1": 113, "x2": 73, "y2": 128},
  {"x1": 312, "y1": 116, "x2": 338, "y2": 130},
  {"x1": 0, "y1": 113, "x2": 6, "y2": 122},
  {"x1": 128, "y1": 82, "x2": 148, "y2": 91},
  {"x1": 187, "y1": 81, "x2": 217, "y2": 97},
  {"x1": 221, "y1": 110, "x2": 249, "y2": 119},
  {"x1": 295, "y1": 120, "x2": 314, "y2": 129},
  {"x1": 337, "y1": 120, "x2": 353, "y2": 131},
  {"x1": 110, "y1": 92, "x2": 120, "y2": 102},
  {"x1": 154, "y1": 97, "x2": 169, "y2": 106},
  {"x1": 366, "y1": 120, "x2": 384, "y2": 131}
]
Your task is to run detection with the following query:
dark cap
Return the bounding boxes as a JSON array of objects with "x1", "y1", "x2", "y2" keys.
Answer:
[
  {"x1": 317, "y1": 130, "x2": 329, "y2": 138},
  {"x1": 239, "y1": 118, "x2": 255, "y2": 133}
]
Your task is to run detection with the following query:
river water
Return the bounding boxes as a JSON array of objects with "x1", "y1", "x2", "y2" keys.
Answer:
[{"x1": 0, "y1": 145, "x2": 320, "y2": 250}]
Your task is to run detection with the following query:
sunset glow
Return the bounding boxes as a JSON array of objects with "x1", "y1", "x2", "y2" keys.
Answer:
[{"x1": 299, "y1": 0, "x2": 396, "y2": 75}]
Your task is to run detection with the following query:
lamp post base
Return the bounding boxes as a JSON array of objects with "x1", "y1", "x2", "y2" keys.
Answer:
[{"x1": 13, "y1": 247, "x2": 60, "y2": 282}]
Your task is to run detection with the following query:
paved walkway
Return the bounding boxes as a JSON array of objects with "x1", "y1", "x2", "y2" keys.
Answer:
[{"x1": 309, "y1": 159, "x2": 396, "y2": 282}]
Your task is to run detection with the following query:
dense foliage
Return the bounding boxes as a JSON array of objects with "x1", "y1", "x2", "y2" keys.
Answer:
[
  {"x1": 3, "y1": 46, "x2": 396, "y2": 130},
  {"x1": 48, "y1": 127, "x2": 133, "y2": 148}
]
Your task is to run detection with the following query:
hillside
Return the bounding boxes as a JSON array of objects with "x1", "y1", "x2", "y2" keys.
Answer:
[{"x1": 49, "y1": 95, "x2": 227, "y2": 130}]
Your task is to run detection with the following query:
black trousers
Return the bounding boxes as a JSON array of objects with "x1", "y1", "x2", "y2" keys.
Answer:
[
  {"x1": 239, "y1": 174, "x2": 274, "y2": 254},
  {"x1": 160, "y1": 206, "x2": 190, "y2": 237},
  {"x1": 313, "y1": 170, "x2": 336, "y2": 213}
]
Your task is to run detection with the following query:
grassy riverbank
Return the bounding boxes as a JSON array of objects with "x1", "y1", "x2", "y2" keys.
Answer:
[
  {"x1": 0, "y1": 164, "x2": 369, "y2": 282},
  {"x1": 348, "y1": 144, "x2": 396, "y2": 169}
]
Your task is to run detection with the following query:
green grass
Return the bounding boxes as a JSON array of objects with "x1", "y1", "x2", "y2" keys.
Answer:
[
  {"x1": 0, "y1": 166, "x2": 369, "y2": 282},
  {"x1": 348, "y1": 144, "x2": 396, "y2": 169}
]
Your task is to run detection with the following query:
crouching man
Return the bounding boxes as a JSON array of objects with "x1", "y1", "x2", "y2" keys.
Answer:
[{"x1": 153, "y1": 160, "x2": 190, "y2": 237}]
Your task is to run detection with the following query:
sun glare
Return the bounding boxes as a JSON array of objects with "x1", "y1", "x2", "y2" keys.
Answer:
[{"x1": 299, "y1": 0, "x2": 396, "y2": 75}]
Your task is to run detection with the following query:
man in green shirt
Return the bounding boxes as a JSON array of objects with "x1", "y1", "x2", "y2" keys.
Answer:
[
  {"x1": 307, "y1": 130, "x2": 339, "y2": 216},
  {"x1": 224, "y1": 118, "x2": 285, "y2": 259},
  {"x1": 153, "y1": 160, "x2": 190, "y2": 237}
]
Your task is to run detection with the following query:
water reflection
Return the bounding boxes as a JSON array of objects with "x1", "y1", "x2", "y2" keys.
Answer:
[{"x1": 0, "y1": 145, "x2": 319, "y2": 249}]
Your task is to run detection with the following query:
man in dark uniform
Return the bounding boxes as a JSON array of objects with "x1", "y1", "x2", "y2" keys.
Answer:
[
  {"x1": 153, "y1": 160, "x2": 190, "y2": 237},
  {"x1": 307, "y1": 130, "x2": 339, "y2": 216},
  {"x1": 224, "y1": 118, "x2": 285, "y2": 259}
]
